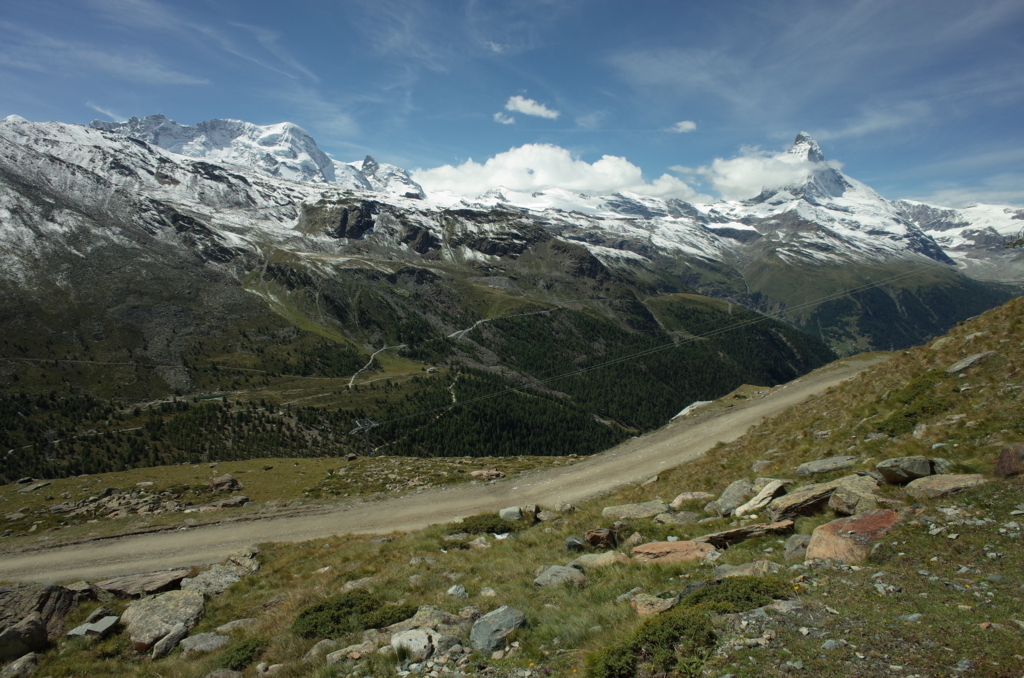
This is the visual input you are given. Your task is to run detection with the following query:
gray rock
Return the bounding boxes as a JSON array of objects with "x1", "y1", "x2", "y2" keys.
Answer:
[
  {"x1": 876, "y1": 456, "x2": 933, "y2": 484},
  {"x1": 564, "y1": 536, "x2": 586, "y2": 552},
  {"x1": 713, "y1": 560, "x2": 782, "y2": 579},
  {"x1": 121, "y1": 590, "x2": 205, "y2": 651},
  {"x1": 67, "y1": 615, "x2": 119, "y2": 640},
  {"x1": 767, "y1": 475, "x2": 876, "y2": 522},
  {"x1": 0, "y1": 652, "x2": 37, "y2": 678},
  {"x1": 215, "y1": 618, "x2": 257, "y2": 634},
  {"x1": 795, "y1": 456, "x2": 859, "y2": 476},
  {"x1": 303, "y1": 638, "x2": 341, "y2": 662},
  {"x1": 181, "y1": 565, "x2": 241, "y2": 596},
  {"x1": 0, "y1": 582, "x2": 77, "y2": 652},
  {"x1": 931, "y1": 457, "x2": 954, "y2": 474},
  {"x1": 392, "y1": 629, "x2": 434, "y2": 661},
  {"x1": 85, "y1": 606, "x2": 114, "y2": 624},
  {"x1": 179, "y1": 632, "x2": 229, "y2": 656},
  {"x1": 469, "y1": 606, "x2": 526, "y2": 653},
  {"x1": 553, "y1": 501, "x2": 576, "y2": 514},
  {"x1": 209, "y1": 474, "x2": 244, "y2": 493},
  {"x1": 533, "y1": 565, "x2": 586, "y2": 588},
  {"x1": 151, "y1": 622, "x2": 188, "y2": 659},
  {"x1": 946, "y1": 351, "x2": 997, "y2": 374},
  {"x1": 828, "y1": 486, "x2": 878, "y2": 516},
  {"x1": 654, "y1": 511, "x2": 698, "y2": 525},
  {"x1": 498, "y1": 507, "x2": 522, "y2": 521},
  {"x1": 715, "y1": 479, "x2": 754, "y2": 516},
  {"x1": 821, "y1": 639, "x2": 840, "y2": 650},
  {"x1": 325, "y1": 640, "x2": 376, "y2": 663},
  {"x1": 202, "y1": 670, "x2": 243, "y2": 678},
  {"x1": 898, "y1": 613, "x2": 922, "y2": 622},
  {"x1": 535, "y1": 510, "x2": 557, "y2": 522},
  {"x1": 733, "y1": 480, "x2": 788, "y2": 517},
  {"x1": 784, "y1": 535, "x2": 811, "y2": 562},
  {"x1": 695, "y1": 520, "x2": 794, "y2": 549},
  {"x1": 0, "y1": 614, "x2": 45, "y2": 664},
  {"x1": 446, "y1": 585, "x2": 469, "y2": 599},
  {"x1": 600, "y1": 500, "x2": 670, "y2": 519},
  {"x1": 95, "y1": 570, "x2": 191, "y2": 598}
]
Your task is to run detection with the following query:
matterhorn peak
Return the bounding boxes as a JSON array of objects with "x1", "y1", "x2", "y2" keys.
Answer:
[
  {"x1": 788, "y1": 131, "x2": 824, "y2": 163},
  {"x1": 361, "y1": 155, "x2": 380, "y2": 175}
]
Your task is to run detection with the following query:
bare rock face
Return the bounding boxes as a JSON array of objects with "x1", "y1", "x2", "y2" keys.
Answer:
[
  {"x1": 631, "y1": 541, "x2": 717, "y2": 564},
  {"x1": 945, "y1": 351, "x2": 997, "y2": 374},
  {"x1": 0, "y1": 583, "x2": 77, "y2": 661},
  {"x1": 904, "y1": 474, "x2": 988, "y2": 500},
  {"x1": 784, "y1": 534, "x2": 810, "y2": 561},
  {"x1": 121, "y1": 590, "x2": 205, "y2": 651},
  {"x1": 469, "y1": 606, "x2": 526, "y2": 653},
  {"x1": 805, "y1": 510, "x2": 901, "y2": 564},
  {"x1": 733, "y1": 480, "x2": 788, "y2": 517},
  {"x1": 533, "y1": 565, "x2": 586, "y2": 588},
  {"x1": 767, "y1": 475, "x2": 876, "y2": 521},
  {"x1": 209, "y1": 474, "x2": 244, "y2": 493},
  {"x1": 828, "y1": 485, "x2": 879, "y2": 515},
  {"x1": 95, "y1": 570, "x2": 191, "y2": 598},
  {"x1": 994, "y1": 443, "x2": 1023, "y2": 478}
]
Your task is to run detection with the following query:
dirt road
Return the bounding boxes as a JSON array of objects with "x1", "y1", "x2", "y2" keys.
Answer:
[{"x1": 0, "y1": 355, "x2": 883, "y2": 583}]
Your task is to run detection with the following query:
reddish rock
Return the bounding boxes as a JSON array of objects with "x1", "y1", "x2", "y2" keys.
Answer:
[
  {"x1": 994, "y1": 444, "x2": 1023, "y2": 478},
  {"x1": 630, "y1": 594, "x2": 675, "y2": 616},
  {"x1": 584, "y1": 528, "x2": 617, "y2": 549},
  {"x1": 904, "y1": 474, "x2": 988, "y2": 500},
  {"x1": 805, "y1": 509, "x2": 901, "y2": 564},
  {"x1": 631, "y1": 540, "x2": 717, "y2": 564}
]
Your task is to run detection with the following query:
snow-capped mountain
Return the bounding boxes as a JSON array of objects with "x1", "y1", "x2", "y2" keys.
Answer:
[{"x1": 0, "y1": 115, "x2": 1016, "y2": 364}]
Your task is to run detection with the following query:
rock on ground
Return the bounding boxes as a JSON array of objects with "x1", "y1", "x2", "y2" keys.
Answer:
[
  {"x1": 391, "y1": 629, "x2": 435, "y2": 661},
  {"x1": 0, "y1": 614, "x2": 45, "y2": 664},
  {"x1": 705, "y1": 479, "x2": 754, "y2": 517},
  {"x1": 94, "y1": 570, "x2": 191, "y2": 598},
  {"x1": 533, "y1": 566, "x2": 586, "y2": 588},
  {"x1": 784, "y1": 534, "x2": 810, "y2": 562},
  {"x1": 570, "y1": 552, "x2": 631, "y2": 571},
  {"x1": 631, "y1": 541, "x2": 717, "y2": 564},
  {"x1": 209, "y1": 474, "x2": 244, "y2": 493},
  {"x1": 630, "y1": 595, "x2": 676, "y2": 616},
  {"x1": 733, "y1": 480, "x2": 788, "y2": 517},
  {"x1": 945, "y1": 351, "x2": 998, "y2": 374},
  {"x1": 994, "y1": 443, "x2": 1023, "y2": 478},
  {"x1": 600, "y1": 500, "x2": 669, "y2": 519},
  {"x1": 215, "y1": 618, "x2": 257, "y2": 634},
  {"x1": 121, "y1": 590, "x2": 205, "y2": 651},
  {"x1": 904, "y1": 474, "x2": 988, "y2": 499},
  {"x1": 805, "y1": 510, "x2": 901, "y2": 564},
  {"x1": 654, "y1": 512, "x2": 698, "y2": 525},
  {"x1": 326, "y1": 640, "x2": 376, "y2": 664},
  {"x1": 0, "y1": 652, "x2": 37, "y2": 678},
  {"x1": 179, "y1": 632, "x2": 229, "y2": 656},
  {"x1": 714, "y1": 560, "x2": 782, "y2": 579},
  {"x1": 498, "y1": 507, "x2": 522, "y2": 521},
  {"x1": 0, "y1": 583, "x2": 76, "y2": 662},
  {"x1": 584, "y1": 528, "x2": 617, "y2": 549},
  {"x1": 828, "y1": 485, "x2": 879, "y2": 516},
  {"x1": 151, "y1": 622, "x2": 188, "y2": 659},
  {"x1": 469, "y1": 606, "x2": 526, "y2": 653},
  {"x1": 767, "y1": 475, "x2": 876, "y2": 522},
  {"x1": 694, "y1": 520, "x2": 794, "y2": 549},
  {"x1": 876, "y1": 456, "x2": 933, "y2": 484},
  {"x1": 669, "y1": 491, "x2": 715, "y2": 509},
  {"x1": 795, "y1": 456, "x2": 859, "y2": 476},
  {"x1": 181, "y1": 565, "x2": 241, "y2": 596}
]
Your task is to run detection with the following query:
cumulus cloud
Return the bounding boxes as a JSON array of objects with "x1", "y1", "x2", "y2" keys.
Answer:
[
  {"x1": 696, "y1": 144, "x2": 842, "y2": 201},
  {"x1": 668, "y1": 120, "x2": 697, "y2": 133},
  {"x1": 505, "y1": 95, "x2": 559, "y2": 119},
  {"x1": 493, "y1": 112, "x2": 515, "y2": 125},
  {"x1": 413, "y1": 143, "x2": 704, "y2": 200}
]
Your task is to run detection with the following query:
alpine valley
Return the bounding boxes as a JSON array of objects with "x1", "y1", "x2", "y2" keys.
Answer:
[{"x1": 0, "y1": 114, "x2": 1020, "y2": 478}]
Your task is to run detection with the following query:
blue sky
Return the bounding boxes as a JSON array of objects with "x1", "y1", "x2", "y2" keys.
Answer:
[{"x1": 2, "y1": 0, "x2": 1023, "y2": 206}]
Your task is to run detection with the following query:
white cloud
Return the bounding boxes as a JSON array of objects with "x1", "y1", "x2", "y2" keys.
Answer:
[
  {"x1": 493, "y1": 112, "x2": 515, "y2": 125},
  {"x1": 505, "y1": 95, "x2": 559, "y2": 119},
  {"x1": 813, "y1": 101, "x2": 930, "y2": 141},
  {"x1": 86, "y1": 102, "x2": 125, "y2": 121},
  {"x1": 697, "y1": 145, "x2": 838, "y2": 201},
  {"x1": 908, "y1": 173, "x2": 1024, "y2": 208},
  {"x1": 413, "y1": 143, "x2": 704, "y2": 200},
  {"x1": 668, "y1": 120, "x2": 697, "y2": 133}
]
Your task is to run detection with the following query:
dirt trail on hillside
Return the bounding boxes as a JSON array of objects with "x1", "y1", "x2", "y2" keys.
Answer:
[{"x1": 0, "y1": 355, "x2": 885, "y2": 584}]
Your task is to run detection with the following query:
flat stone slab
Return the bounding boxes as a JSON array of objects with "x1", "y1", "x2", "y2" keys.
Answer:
[
  {"x1": 66, "y1": 615, "x2": 118, "y2": 640},
  {"x1": 828, "y1": 486, "x2": 878, "y2": 515},
  {"x1": 570, "y1": 551, "x2": 631, "y2": 571},
  {"x1": 795, "y1": 456, "x2": 859, "y2": 476},
  {"x1": 905, "y1": 474, "x2": 988, "y2": 500},
  {"x1": 654, "y1": 512, "x2": 698, "y2": 525},
  {"x1": 631, "y1": 540, "x2": 717, "y2": 564},
  {"x1": 180, "y1": 632, "x2": 229, "y2": 656},
  {"x1": 601, "y1": 501, "x2": 670, "y2": 519},
  {"x1": 946, "y1": 351, "x2": 997, "y2": 374},
  {"x1": 121, "y1": 590, "x2": 204, "y2": 651},
  {"x1": 95, "y1": 570, "x2": 191, "y2": 598},
  {"x1": 533, "y1": 565, "x2": 586, "y2": 588},
  {"x1": 767, "y1": 475, "x2": 876, "y2": 522},
  {"x1": 694, "y1": 520, "x2": 794, "y2": 549},
  {"x1": 734, "y1": 480, "x2": 787, "y2": 517},
  {"x1": 181, "y1": 565, "x2": 241, "y2": 596},
  {"x1": 805, "y1": 509, "x2": 901, "y2": 564}
]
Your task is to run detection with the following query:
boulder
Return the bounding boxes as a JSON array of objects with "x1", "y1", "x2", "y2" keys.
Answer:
[
  {"x1": 713, "y1": 560, "x2": 782, "y2": 579},
  {"x1": 0, "y1": 583, "x2": 76, "y2": 656},
  {"x1": 669, "y1": 491, "x2": 715, "y2": 509},
  {"x1": 151, "y1": 622, "x2": 188, "y2": 659},
  {"x1": 945, "y1": 351, "x2": 998, "y2": 374},
  {"x1": 63, "y1": 581, "x2": 106, "y2": 603},
  {"x1": 216, "y1": 618, "x2": 257, "y2": 634},
  {"x1": 795, "y1": 456, "x2": 859, "y2": 476},
  {"x1": 180, "y1": 632, "x2": 229, "y2": 656},
  {"x1": 570, "y1": 552, "x2": 631, "y2": 571},
  {"x1": 828, "y1": 485, "x2": 878, "y2": 516},
  {"x1": 209, "y1": 474, "x2": 243, "y2": 493},
  {"x1": 384, "y1": 605, "x2": 467, "y2": 638},
  {"x1": 66, "y1": 615, "x2": 119, "y2": 640},
  {"x1": 181, "y1": 565, "x2": 241, "y2": 596},
  {"x1": 805, "y1": 510, "x2": 901, "y2": 564},
  {"x1": 469, "y1": 606, "x2": 526, "y2": 653},
  {"x1": 303, "y1": 639, "x2": 342, "y2": 662},
  {"x1": 564, "y1": 537, "x2": 586, "y2": 552},
  {"x1": 876, "y1": 456, "x2": 933, "y2": 484},
  {"x1": 904, "y1": 474, "x2": 988, "y2": 500},
  {"x1": 631, "y1": 541, "x2": 717, "y2": 564},
  {"x1": 733, "y1": 480, "x2": 787, "y2": 517},
  {"x1": 584, "y1": 529, "x2": 617, "y2": 549},
  {"x1": 994, "y1": 443, "x2": 1023, "y2": 478},
  {"x1": 535, "y1": 510, "x2": 557, "y2": 522},
  {"x1": 203, "y1": 495, "x2": 248, "y2": 510},
  {"x1": 553, "y1": 501, "x2": 576, "y2": 514},
  {"x1": 467, "y1": 536, "x2": 490, "y2": 549},
  {"x1": 624, "y1": 532, "x2": 644, "y2": 548},
  {"x1": 0, "y1": 614, "x2": 46, "y2": 663},
  {"x1": 784, "y1": 534, "x2": 810, "y2": 562},
  {"x1": 601, "y1": 501, "x2": 668, "y2": 520},
  {"x1": 121, "y1": 590, "x2": 205, "y2": 651},
  {"x1": 711, "y1": 479, "x2": 754, "y2": 516},
  {"x1": 325, "y1": 640, "x2": 376, "y2": 663},
  {"x1": 630, "y1": 595, "x2": 676, "y2": 616},
  {"x1": 767, "y1": 475, "x2": 875, "y2": 521},
  {"x1": 0, "y1": 652, "x2": 37, "y2": 678},
  {"x1": 694, "y1": 520, "x2": 794, "y2": 549},
  {"x1": 225, "y1": 546, "x2": 261, "y2": 575},
  {"x1": 498, "y1": 507, "x2": 522, "y2": 521},
  {"x1": 446, "y1": 585, "x2": 469, "y2": 599},
  {"x1": 533, "y1": 566, "x2": 586, "y2": 588},
  {"x1": 654, "y1": 512, "x2": 698, "y2": 526},
  {"x1": 391, "y1": 629, "x2": 434, "y2": 661},
  {"x1": 95, "y1": 570, "x2": 191, "y2": 598}
]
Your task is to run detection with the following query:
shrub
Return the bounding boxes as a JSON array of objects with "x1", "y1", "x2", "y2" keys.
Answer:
[
  {"x1": 292, "y1": 589, "x2": 412, "y2": 639},
  {"x1": 220, "y1": 637, "x2": 267, "y2": 671},
  {"x1": 447, "y1": 513, "x2": 516, "y2": 535},
  {"x1": 678, "y1": 575, "x2": 790, "y2": 613}
]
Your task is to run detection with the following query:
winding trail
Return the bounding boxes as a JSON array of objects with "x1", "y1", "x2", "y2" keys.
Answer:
[{"x1": 0, "y1": 354, "x2": 884, "y2": 584}]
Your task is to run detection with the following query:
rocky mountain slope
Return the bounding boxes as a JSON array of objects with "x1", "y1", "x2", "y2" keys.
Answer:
[{"x1": 1, "y1": 295, "x2": 1021, "y2": 678}]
